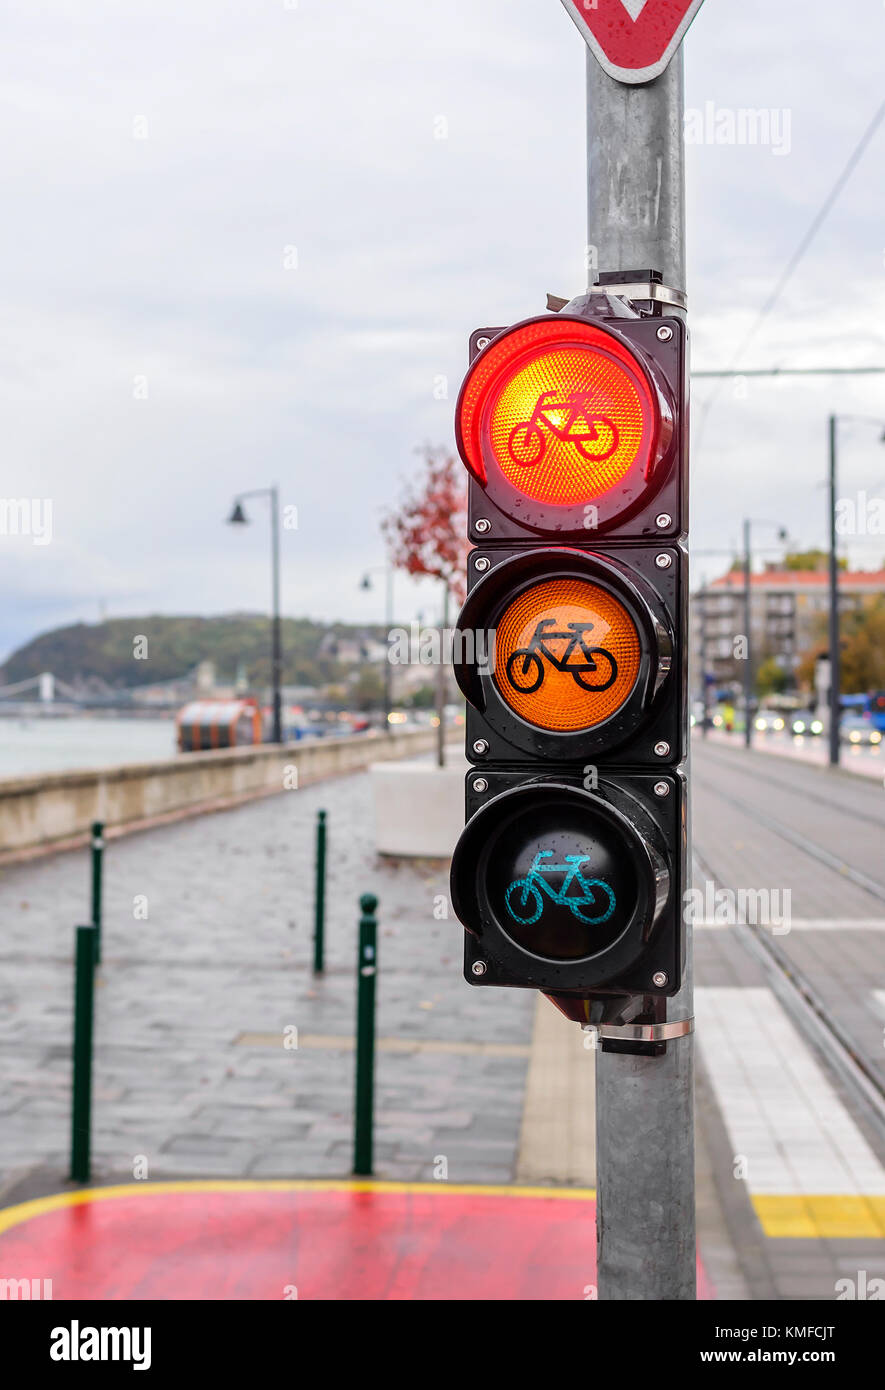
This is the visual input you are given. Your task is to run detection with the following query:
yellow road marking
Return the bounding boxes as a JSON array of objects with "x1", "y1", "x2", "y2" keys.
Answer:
[
  {"x1": 234, "y1": 1032, "x2": 530, "y2": 1057},
  {"x1": 0, "y1": 1179, "x2": 597, "y2": 1236},
  {"x1": 753, "y1": 1194, "x2": 885, "y2": 1239}
]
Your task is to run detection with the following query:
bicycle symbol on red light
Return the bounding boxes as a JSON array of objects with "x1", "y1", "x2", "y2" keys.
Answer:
[{"x1": 507, "y1": 390, "x2": 619, "y2": 468}]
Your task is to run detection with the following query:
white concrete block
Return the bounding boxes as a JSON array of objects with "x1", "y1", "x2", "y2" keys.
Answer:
[{"x1": 370, "y1": 757, "x2": 466, "y2": 857}]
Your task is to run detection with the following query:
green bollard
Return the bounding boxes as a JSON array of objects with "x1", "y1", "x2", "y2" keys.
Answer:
[
  {"x1": 313, "y1": 810, "x2": 327, "y2": 974},
  {"x1": 90, "y1": 820, "x2": 104, "y2": 965},
  {"x1": 353, "y1": 893, "x2": 378, "y2": 1177},
  {"x1": 70, "y1": 924, "x2": 98, "y2": 1183}
]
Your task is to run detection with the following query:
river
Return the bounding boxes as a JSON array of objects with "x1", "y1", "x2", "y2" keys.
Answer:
[{"x1": 0, "y1": 716, "x2": 178, "y2": 778}]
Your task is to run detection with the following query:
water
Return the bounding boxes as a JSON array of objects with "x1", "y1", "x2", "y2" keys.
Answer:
[{"x1": 0, "y1": 716, "x2": 178, "y2": 779}]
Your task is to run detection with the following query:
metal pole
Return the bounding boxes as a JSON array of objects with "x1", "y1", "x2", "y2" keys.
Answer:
[
  {"x1": 70, "y1": 924, "x2": 97, "y2": 1182},
  {"x1": 587, "y1": 50, "x2": 695, "y2": 1301},
  {"x1": 90, "y1": 820, "x2": 104, "y2": 964},
  {"x1": 435, "y1": 582, "x2": 449, "y2": 768},
  {"x1": 353, "y1": 893, "x2": 378, "y2": 1176},
  {"x1": 313, "y1": 809, "x2": 327, "y2": 974},
  {"x1": 699, "y1": 587, "x2": 709, "y2": 738},
  {"x1": 384, "y1": 567, "x2": 394, "y2": 727},
  {"x1": 270, "y1": 484, "x2": 283, "y2": 745},
  {"x1": 743, "y1": 519, "x2": 753, "y2": 748},
  {"x1": 828, "y1": 415, "x2": 841, "y2": 766}
]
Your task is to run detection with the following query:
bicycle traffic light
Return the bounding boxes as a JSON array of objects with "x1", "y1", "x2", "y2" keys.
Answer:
[{"x1": 449, "y1": 280, "x2": 688, "y2": 1025}]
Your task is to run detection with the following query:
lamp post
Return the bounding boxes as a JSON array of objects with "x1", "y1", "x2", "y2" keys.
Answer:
[
  {"x1": 826, "y1": 416, "x2": 885, "y2": 767},
  {"x1": 227, "y1": 486, "x2": 283, "y2": 745},
  {"x1": 742, "y1": 519, "x2": 789, "y2": 748},
  {"x1": 360, "y1": 565, "x2": 394, "y2": 726}
]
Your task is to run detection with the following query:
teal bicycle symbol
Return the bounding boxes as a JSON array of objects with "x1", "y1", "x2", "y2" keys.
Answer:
[{"x1": 504, "y1": 851, "x2": 616, "y2": 927}]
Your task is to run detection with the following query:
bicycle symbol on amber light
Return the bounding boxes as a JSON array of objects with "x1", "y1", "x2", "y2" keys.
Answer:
[
  {"x1": 505, "y1": 618, "x2": 618, "y2": 695},
  {"x1": 507, "y1": 390, "x2": 619, "y2": 468}
]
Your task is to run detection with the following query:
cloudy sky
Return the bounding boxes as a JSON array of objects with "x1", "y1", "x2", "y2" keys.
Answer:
[{"x1": 2, "y1": 0, "x2": 884, "y2": 663}]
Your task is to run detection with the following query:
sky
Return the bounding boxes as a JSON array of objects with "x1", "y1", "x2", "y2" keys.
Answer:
[{"x1": 2, "y1": 0, "x2": 884, "y2": 664}]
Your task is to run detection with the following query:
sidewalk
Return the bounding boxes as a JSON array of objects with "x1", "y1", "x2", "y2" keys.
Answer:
[
  {"x1": 0, "y1": 767, "x2": 533, "y2": 1186},
  {"x1": 4, "y1": 750, "x2": 866, "y2": 1299}
]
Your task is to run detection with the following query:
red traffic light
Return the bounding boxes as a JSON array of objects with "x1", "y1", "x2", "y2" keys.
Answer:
[{"x1": 456, "y1": 315, "x2": 675, "y2": 535}]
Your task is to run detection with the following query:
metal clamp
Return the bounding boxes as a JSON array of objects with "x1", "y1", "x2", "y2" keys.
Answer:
[
  {"x1": 588, "y1": 280, "x2": 687, "y2": 311},
  {"x1": 585, "y1": 1017, "x2": 695, "y2": 1042}
]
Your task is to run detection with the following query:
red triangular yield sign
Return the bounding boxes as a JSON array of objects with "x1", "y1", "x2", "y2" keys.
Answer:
[{"x1": 560, "y1": 0, "x2": 705, "y2": 84}]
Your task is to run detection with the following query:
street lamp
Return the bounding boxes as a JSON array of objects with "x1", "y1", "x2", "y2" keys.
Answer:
[
  {"x1": 227, "y1": 486, "x2": 283, "y2": 745},
  {"x1": 827, "y1": 415, "x2": 885, "y2": 767},
  {"x1": 360, "y1": 566, "x2": 394, "y2": 725},
  {"x1": 742, "y1": 518, "x2": 788, "y2": 749}
]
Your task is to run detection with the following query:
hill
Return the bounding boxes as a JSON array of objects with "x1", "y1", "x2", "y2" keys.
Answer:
[{"x1": 2, "y1": 614, "x2": 386, "y2": 690}]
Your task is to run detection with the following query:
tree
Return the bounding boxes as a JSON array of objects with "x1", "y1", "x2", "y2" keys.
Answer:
[
  {"x1": 382, "y1": 447, "x2": 469, "y2": 765},
  {"x1": 350, "y1": 666, "x2": 385, "y2": 712},
  {"x1": 840, "y1": 597, "x2": 885, "y2": 692},
  {"x1": 756, "y1": 655, "x2": 788, "y2": 698},
  {"x1": 783, "y1": 548, "x2": 846, "y2": 572},
  {"x1": 382, "y1": 447, "x2": 468, "y2": 604},
  {"x1": 797, "y1": 596, "x2": 885, "y2": 692}
]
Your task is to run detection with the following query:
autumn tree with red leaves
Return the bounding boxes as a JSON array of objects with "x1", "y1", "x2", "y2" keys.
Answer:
[
  {"x1": 382, "y1": 446, "x2": 468, "y2": 605},
  {"x1": 382, "y1": 446, "x2": 469, "y2": 765}
]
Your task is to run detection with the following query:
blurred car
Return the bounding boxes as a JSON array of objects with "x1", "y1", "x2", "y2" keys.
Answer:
[
  {"x1": 789, "y1": 710, "x2": 824, "y2": 736},
  {"x1": 753, "y1": 709, "x2": 787, "y2": 734},
  {"x1": 840, "y1": 713, "x2": 883, "y2": 747}
]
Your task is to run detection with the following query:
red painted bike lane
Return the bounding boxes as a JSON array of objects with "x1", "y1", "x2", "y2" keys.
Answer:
[{"x1": 0, "y1": 1180, "x2": 713, "y2": 1300}]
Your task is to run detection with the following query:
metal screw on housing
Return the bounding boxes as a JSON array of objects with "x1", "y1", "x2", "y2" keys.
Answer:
[
  {"x1": 655, "y1": 513, "x2": 672, "y2": 529},
  {"x1": 472, "y1": 777, "x2": 489, "y2": 793},
  {"x1": 472, "y1": 739, "x2": 489, "y2": 756},
  {"x1": 472, "y1": 960, "x2": 488, "y2": 976},
  {"x1": 655, "y1": 553, "x2": 672, "y2": 569},
  {"x1": 652, "y1": 971, "x2": 669, "y2": 987},
  {"x1": 476, "y1": 337, "x2": 491, "y2": 351},
  {"x1": 474, "y1": 556, "x2": 491, "y2": 572},
  {"x1": 656, "y1": 325, "x2": 673, "y2": 342},
  {"x1": 653, "y1": 742, "x2": 670, "y2": 758},
  {"x1": 475, "y1": 518, "x2": 492, "y2": 534},
  {"x1": 653, "y1": 781, "x2": 670, "y2": 797}
]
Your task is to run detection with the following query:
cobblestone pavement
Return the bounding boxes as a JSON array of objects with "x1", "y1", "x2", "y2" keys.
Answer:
[
  {"x1": 0, "y1": 767, "x2": 534, "y2": 1186},
  {"x1": 4, "y1": 738, "x2": 884, "y2": 1303}
]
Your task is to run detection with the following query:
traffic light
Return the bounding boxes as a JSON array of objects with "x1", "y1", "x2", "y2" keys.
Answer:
[{"x1": 449, "y1": 279, "x2": 687, "y2": 1031}]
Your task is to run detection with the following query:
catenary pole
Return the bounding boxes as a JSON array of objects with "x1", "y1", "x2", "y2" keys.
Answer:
[
  {"x1": 827, "y1": 415, "x2": 840, "y2": 766},
  {"x1": 587, "y1": 49, "x2": 695, "y2": 1301},
  {"x1": 270, "y1": 484, "x2": 283, "y2": 745},
  {"x1": 743, "y1": 519, "x2": 753, "y2": 748}
]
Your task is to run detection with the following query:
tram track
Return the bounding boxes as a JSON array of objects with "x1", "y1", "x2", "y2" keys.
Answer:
[
  {"x1": 692, "y1": 769, "x2": 885, "y2": 907},
  {"x1": 692, "y1": 822, "x2": 885, "y2": 1148},
  {"x1": 696, "y1": 738, "x2": 885, "y2": 833}
]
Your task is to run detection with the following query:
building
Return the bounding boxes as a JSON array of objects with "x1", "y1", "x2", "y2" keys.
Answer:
[{"x1": 690, "y1": 566, "x2": 885, "y2": 697}]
